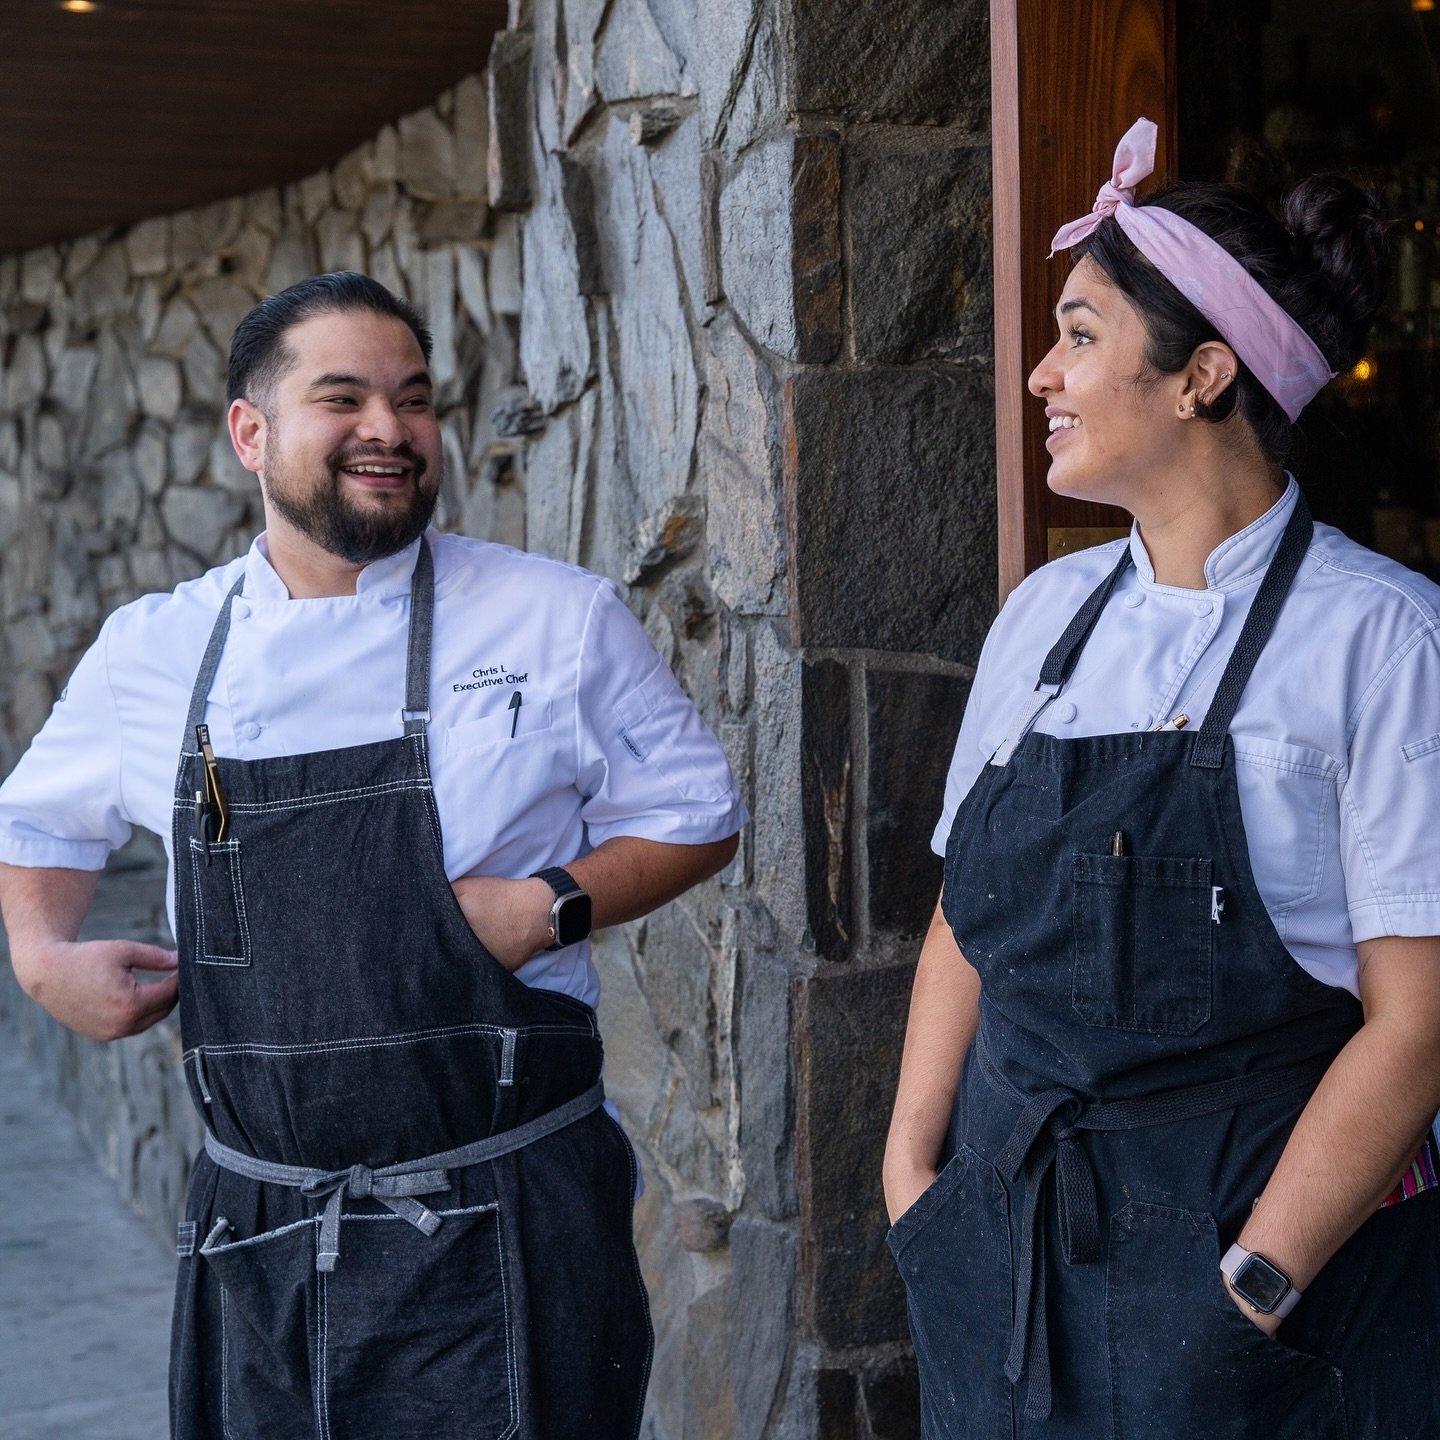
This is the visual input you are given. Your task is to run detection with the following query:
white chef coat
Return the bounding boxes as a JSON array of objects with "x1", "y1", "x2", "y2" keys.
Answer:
[
  {"x1": 0, "y1": 529, "x2": 747, "y2": 1009},
  {"x1": 935, "y1": 477, "x2": 1440, "y2": 997}
]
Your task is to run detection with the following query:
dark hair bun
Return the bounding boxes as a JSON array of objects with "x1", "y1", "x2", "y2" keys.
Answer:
[{"x1": 1281, "y1": 175, "x2": 1389, "y2": 370}]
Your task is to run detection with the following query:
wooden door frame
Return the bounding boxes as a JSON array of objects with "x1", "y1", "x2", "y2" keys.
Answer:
[{"x1": 991, "y1": 0, "x2": 1177, "y2": 599}]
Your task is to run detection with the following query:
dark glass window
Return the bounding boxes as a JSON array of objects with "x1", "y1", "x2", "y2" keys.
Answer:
[{"x1": 1180, "y1": 0, "x2": 1440, "y2": 579}]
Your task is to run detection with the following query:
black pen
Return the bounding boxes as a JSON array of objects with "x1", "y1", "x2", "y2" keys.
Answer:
[{"x1": 508, "y1": 690, "x2": 522, "y2": 738}]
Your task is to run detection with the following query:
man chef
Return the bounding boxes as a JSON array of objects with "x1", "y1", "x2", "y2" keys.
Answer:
[{"x1": 0, "y1": 271, "x2": 744, "y2": 1439}]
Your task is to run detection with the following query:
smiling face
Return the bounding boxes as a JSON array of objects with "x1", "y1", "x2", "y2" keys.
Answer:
[
  {"x1": 250, "y1": 309, "x2": 443, "y2": 566},
  {"x1": 1027, "y1": 256, "x2": 1183, "y2": 513}
]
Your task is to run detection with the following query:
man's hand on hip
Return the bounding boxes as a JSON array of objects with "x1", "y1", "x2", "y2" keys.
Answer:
[{"x1": 450, "y1": 875, "x2": 555, "y2": 972}]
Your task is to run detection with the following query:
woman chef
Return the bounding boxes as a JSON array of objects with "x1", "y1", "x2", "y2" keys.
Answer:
[{"x1": 883, "y1": 119, "x2": 1440, "y2": 1439}]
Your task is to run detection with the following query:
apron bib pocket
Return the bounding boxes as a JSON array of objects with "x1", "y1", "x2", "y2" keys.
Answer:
[
  {"x1": 890, "y1": 1147, "x2": 1014, "y2": 1439},
  {"x1": 188, "y1": 837, "x2": 252, "y2": 967},
  {"x1": 1072, "y1": 853, "x2": 1213, "y2": 1035},
  {"x1": 1106, "y1": 1201, "x2": 1347, "y2": 1440}
]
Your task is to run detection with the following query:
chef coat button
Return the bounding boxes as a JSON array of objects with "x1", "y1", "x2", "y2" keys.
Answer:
[
  {"x1": 1194, "y1": 599, "x2": 1214, "y2": 616},
  {"x1": 1123, "y1": 592, "x2": 1144, "y2": 608},
  {"x1": 1055, "y1": 701, "x2": 1077, "y2": 723},
  {"x1": 239, "y1": 721, "x2": 261, "y2": 740},
  {"x1": 233, "y1": 602, "x2": 249, "y2": 621}
]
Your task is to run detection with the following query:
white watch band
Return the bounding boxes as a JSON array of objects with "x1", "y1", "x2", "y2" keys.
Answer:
[{"x1": 1221, "y1": 1241, "x2": 1302, "y2": 1319}]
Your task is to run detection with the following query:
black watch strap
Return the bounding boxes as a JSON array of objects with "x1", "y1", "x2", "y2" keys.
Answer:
[{"x1": 531, "y1": 866, "x2": 582, "y2": 898}]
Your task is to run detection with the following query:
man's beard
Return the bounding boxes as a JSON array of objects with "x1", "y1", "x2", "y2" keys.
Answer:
[{"x1": 263, "y1": 439, "x2": 439, "y2": 566}]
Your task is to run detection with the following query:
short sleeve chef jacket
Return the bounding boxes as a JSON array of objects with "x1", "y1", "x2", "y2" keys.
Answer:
[
  {"x1": 0, "y1": 529, "x2": 748, "y2": 1009},
  {"x1": 935, "y1": 478, "x2": 1440, "y2": 998}
]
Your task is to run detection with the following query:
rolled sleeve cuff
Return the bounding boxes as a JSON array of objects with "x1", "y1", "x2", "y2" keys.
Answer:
[
  {"x1": 583, "y1": 793, "x2": 749, "y2": 850},
  {"x1": 1348, "y1": 895, "x2": 1440, "y2": 944},
  {"x1": 0, "y1": 832, "x2": 112, "y2": 871}
]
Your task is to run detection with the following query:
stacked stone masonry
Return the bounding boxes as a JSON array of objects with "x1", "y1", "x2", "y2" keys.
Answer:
[{"x1": 0, "y1": 1, "x2": 998, "y2": 1435}]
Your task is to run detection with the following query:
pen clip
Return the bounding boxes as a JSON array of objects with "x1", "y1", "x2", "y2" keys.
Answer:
[{"x1": 195, "y1": 724, "x2": 228, "y2": 845}]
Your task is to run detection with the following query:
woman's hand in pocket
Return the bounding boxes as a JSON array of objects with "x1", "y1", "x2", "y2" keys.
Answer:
[
  {"x1": 884, "y1": 1156, "x2": 940, "y2": 1227},
  {"x1": 451, "y1": 875, "x2": 555, "y2": 972}
]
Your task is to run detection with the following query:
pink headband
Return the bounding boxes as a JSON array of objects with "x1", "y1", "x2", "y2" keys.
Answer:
[{"x1": 1049, "y1": 118, "x2": 1334, "y2": 422}]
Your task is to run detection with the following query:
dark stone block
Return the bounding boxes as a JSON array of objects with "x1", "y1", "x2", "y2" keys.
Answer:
[
  {"x1": 815, "y1": 1368, "x2": 858, "y2": 1439},
  {"x1": 801, "y1": 658, "x2": 852, "y2": 962},
  {"x1": 865, "y1": 668, "x2": 972, "y2": 937},
  {"x1": 795, "y1": 963, "x2": 914, "y2": 1349},
  {"x1": 863, "y1": 1362, "x2": 922, "y2": 1440},
  {"x1": 735, "y1": 940, "x2": 796, "y2": 1219},
  {"x1": 790, "y1": 0, "x2": 988, "y2": 126},
  {"x1": 728, "y1": 1217, "x2": 796, "y2": 1438},
  {"x1": 848, "y1": 136, "x2": 992, "y2": 365},
  {"x1": 791, "y1": 133, "x2": 842, "y2": 364},
  {"x1": 783, "y1": 367, "x2": 998, "y2": 661},
  {"x1": 487, "y1": 31, "x2": 534, "y2": 211}
]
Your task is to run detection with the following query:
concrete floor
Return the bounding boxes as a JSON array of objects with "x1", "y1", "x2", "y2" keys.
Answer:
[{"x1": 0, "y1": 1043, "x2": 173, "y2": 1439}]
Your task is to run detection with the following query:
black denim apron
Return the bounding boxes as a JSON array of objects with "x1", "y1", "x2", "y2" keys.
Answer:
[
  {"x1": 167, "y1": 540, "x2": 652, "y2": 1440},
  {"x1": 892, "y1": 495, "x2": 1440, "y2": 1439}
]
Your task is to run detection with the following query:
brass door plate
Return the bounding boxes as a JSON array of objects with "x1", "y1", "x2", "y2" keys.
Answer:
[{"x1": 1047, "y1": 526, "x2": 1130, "y2": 560}]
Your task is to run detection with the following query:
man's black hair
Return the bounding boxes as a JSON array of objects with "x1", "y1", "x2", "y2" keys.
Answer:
[{"x1": 225, "y1": 271, "x2": 433, "y2": 408}]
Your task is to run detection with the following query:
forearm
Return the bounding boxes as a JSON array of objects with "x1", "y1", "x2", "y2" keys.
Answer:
[
  {"x1": 1238, "y1": 936, "x2": 1440, "y2": 1297},
  {"x1": 0, "y1": 862, "x2": 99, "y2": 983},
  {"x1": 883, "y1": 898, "x2": 982, "y2": 1215},
  {"x1": 566, "y1": 833, "x2": 738, "y2": 930},
  {"x1": 452, "y1": 832, "x2": 739, "y2": 969}
]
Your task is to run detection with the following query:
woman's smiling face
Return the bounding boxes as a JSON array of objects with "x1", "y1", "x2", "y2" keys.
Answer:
[{"x1": 1027, "y1": 256, "x2": 1181, "y2": 511}]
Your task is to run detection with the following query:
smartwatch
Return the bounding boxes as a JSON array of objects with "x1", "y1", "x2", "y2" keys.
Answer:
[
  {"x1": 1220, "y1": 1243, "x2": 1302, "y2": 1319},
  {"x1": 530, "y1": 866, "x2": 593, "y2": 950}
]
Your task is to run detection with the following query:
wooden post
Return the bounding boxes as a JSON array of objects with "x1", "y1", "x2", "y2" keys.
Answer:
[{"x1": 990, "y1": 0, "x2": 1176, "y2": 599}]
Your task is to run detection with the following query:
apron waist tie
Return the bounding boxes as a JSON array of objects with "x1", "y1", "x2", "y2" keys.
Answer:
[
  {"x1": 204, "y1": 1080, "x2": 606, "y2": 1272},
  {"x1": 976, "y1": 1037, "x2": 1331, "y2": 1420}
]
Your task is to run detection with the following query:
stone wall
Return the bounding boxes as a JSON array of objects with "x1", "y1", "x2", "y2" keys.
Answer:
[
  {"x1": 0, "y1": 2, "x2": 998, "y2": 1433},
  {"x1": 488, "y1": 0, "x2": 996, "y2": 1435}
]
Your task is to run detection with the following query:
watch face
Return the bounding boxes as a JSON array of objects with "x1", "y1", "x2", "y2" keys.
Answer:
[
  {"x1": 553, "y1": 891, "x2": 593, "y2": 947},
  {"x1": 1233, "y1": 1254, "x2": 1291, "y2": 1313}
]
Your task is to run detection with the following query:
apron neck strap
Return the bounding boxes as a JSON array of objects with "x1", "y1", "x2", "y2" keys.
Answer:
[
  {"x1": 182, "y1": 538, "x2": 438, "y2": 750},
  {"x1": 184, "y1": 575, "x2": 246, "y2": 745},
  {"x1": 1189, "y1": 490, "x2": 1312, "y2": 769},
  {"x1": 1038, "y1": 545, "x2": 1135, "y2": 688},
  {"x1": 401, "y1": 538, "x2": 435, "y2": 736}
]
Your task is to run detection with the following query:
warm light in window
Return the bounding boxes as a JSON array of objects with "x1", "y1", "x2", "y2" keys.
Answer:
[
  {"x1": 1416, "y1": 219, "x2": 1428, "y2": 232},
  {"x1": 58, "y1": 0, "x2": 100, "y2": 11},
  {"x1": 1351, "y1": 357, "x2": 1376, "y2": 383},
  {"x1": 1415, "y1": 0, "x2": 1436, "y2": 12}
]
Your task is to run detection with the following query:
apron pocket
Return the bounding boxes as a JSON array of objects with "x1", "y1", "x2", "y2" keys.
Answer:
[
  {"x1": 1106, "y1": 1201, "x2": 1347, "y2": 1440},
  {"x1": 888, "y1": 1146, "x2": 1014, "y2": 1438},
  {"x1": 322, "y1": 1203, "x2": 518, "y2": 1440},
  {"x1": 199, "y1": 1216, "x2": 321, "y2": 1440},
  {"x1": 1072, "y1": 853, "x2": 1213, "y2": 1035},
  {"x1": 189, "y1": 838, "x2": 252, "y2": 967}
]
